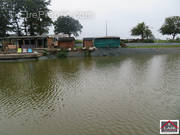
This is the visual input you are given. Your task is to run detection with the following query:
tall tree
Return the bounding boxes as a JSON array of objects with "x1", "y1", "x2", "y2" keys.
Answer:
[
  {"x1": 1, "y1": 0, "x2": 52, "y2": 36},
  {"x1": 144, "y1": 28, "x2": 153, "y2": 39},
  {"x1": 0, "y1": 0, "x2": 12, "y2": 37},
  {"x1": 22, "y1": 0, "x2": 52, "y2": 36},
  {"x1": 54, "y1": 16, "x2": 83, "y2": 37},
  {"x1": 131, "y1": 22, "x2": 153, "y2": 40},
  {"x1": 160, "y1": 16, "x2": 180, "y2": 40},
  {"x1": 8, "y1": 0, "x2": 24, "y2": 36}
]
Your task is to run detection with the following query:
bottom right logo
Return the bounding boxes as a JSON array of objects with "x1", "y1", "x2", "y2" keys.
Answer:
[{"x1": 160, "y1": 120, "x2": 179, "y2": 134}]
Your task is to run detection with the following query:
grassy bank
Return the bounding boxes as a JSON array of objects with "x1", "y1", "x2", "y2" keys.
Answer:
[
  {"x1": 155, "y1": 39, "x2": 180, "y2": 43},
  {"x1": 128, "y1": 45, "x2": 180, "y2": 48},
  {"x1": 122, "y1": 39, "x2": 180, "y2": 43}
]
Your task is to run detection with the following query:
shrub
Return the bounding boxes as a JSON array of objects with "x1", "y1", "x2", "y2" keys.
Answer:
[
  {"x1": 75, "y1": 40, "x2": 83, "y2": 44},
  {"x1": 57, "y1": 50, "x2": 68, "y2": 58},
  {"x1": 84, "y1": 50, "x2": 91, "y2": 57},
  {"x1": 143, "y1": 39, "x2": 154, "y2": 43}
]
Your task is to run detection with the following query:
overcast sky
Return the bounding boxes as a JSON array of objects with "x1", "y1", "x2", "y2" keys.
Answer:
[{"x1": 49, "y1": 0, "x2": 180, "y2": 39}]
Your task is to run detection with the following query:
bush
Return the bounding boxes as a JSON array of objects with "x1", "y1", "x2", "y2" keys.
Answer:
[
  {"x1": 43, "y1": 50, "x2": 50, "y2": 56},
  {"x1": 176, "y1": 37, "x2": 180, "y2": 41},
  {"x1": 84, "y1": 50, "x2": 91, "y2": 57},
  {"x1": 75, "y1": 40, "x2": 83, "y2": 44},
  {"x1": 143, "y1": 39, "x2": 154, "y2": 43},
  {"x1": 127, "y1": 39, "x2": 154, "y2": 43},
  {"x1": 57, "y1": 50, "x2": 68, "y2": 58},
  {"x1": 121, "y1": 39, "x2": 128, "y2": 43},
  {"x1": 155, "y1": 39, "x2": 180, "y2": 43}
]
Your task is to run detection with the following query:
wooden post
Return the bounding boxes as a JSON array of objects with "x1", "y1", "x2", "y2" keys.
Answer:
[
  {"x1": 42, "y1": 38, "x2": 44, "y2": 48},
  {"x1": 23, "y1": 39, "x2": 25, "y2": 49},
  {"x1": 16, "y1": 39, "x2": 18, "y2": 49},
  {"x1": 35, "y1": 39, "x2": 38, "y2": 48},
  {"x1": 29, "y1": 39, "x2": 31, "y2": 48}
]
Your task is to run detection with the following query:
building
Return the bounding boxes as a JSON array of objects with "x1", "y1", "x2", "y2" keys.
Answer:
[
  {"x1": 56, "y1": 37, "x2": 75, "y2": 49},
  {"x1": 0, "y1": 36, "x2": 51, "y2": 49},
  {"x1": 0, "y1": 35, "x2": 75, "y2": 50},
  {"x1": 83, "y1": 38, "x2": 94, "y2": 48},
  {"x1": 94, "y1": 37, "x2": 120, "y2": 48}
]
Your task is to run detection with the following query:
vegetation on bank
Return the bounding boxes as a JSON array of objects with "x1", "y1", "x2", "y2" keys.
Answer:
[
  {"x1": 57, "y1": 50, "x2": 69, "y2": 58},
  {"x1": 127, "y1": 45, "x2": 180, "y2": 48},
  {"x1": 121, "y1": 38, "x2": 180, "y2": 43},
  {"x1": 41, "y1": 47, "x2": 96, "y2": 58},
  {"x1": 75, "y1": 40, "x2": 83, "y2": 44},
  {"x1": 155, "y1": 39, "x2": 180, "y2": 43},
  {"x1": 121, "y1": 39, "x2": 155, "y2": 43}
]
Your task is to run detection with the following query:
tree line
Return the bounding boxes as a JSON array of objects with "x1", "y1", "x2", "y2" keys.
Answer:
[
  {"x1": 0, "y1": 0, "x2": 52, "y2": 37},
  {"x1": 0, "y1": 0, "x2": 82, "y2": 37},
  {"x1": 0, "y1": 0, "x2": 179, "y2": 39},
  {"x1": 131, "y1": 16, "x2": 180, "y2": 40}
]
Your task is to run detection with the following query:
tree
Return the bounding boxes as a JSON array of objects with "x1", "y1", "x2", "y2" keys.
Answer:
[
  {"x1": 22, "y1": 0, "x2": 52, "y2": 36},
  {"x1": 160, "y1": 16, "x2": 180, "y2": 40},
  {"x1": 144, "y1": 28, "x2": 153, "y2": 39},
  {"x1": 0, "y1": 0, "x2": 12, "y2": 37},
  {"x1": 54, "y1": 16, "x2": 83, "y2": 37},
  {"x1": 131, "y1": 22, "x2": 153, "y2": 40},
  {"x1": 8, "y1": 0, "x2": 24, "y2": 36},
  {"x1": 0, "y1": 0, "x2": 52, "y2": 36}
]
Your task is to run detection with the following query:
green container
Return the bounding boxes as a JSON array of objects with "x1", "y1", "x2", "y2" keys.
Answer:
[{"x1": 94, "y1": 37, "x2": 120, "y2": 48}]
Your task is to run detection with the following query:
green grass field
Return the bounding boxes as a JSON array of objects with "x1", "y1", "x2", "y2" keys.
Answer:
[{"x1": 155, "y1": 40, "x2": 180, "y2": 43}]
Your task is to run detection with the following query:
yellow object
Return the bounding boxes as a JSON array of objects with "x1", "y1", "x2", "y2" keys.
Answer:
[{"x1": 17, "y1": 48, "x2": 22, "y2": 53}]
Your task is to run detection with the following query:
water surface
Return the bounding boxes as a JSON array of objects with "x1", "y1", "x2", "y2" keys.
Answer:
[{"x1": 0, "y1": 55, "x2": 180, "y2": 135}]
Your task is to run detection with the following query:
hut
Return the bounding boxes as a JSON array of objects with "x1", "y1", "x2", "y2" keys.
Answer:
[
  {"x1": 0, "y1": 36, "x2": 51, "y2": 49},
  {"x1": 83, "y1": 38, "x2": 94, "y2": 48},
  {"x1": 57, "y1": 37, "x2": 75, "y2": 49},
  {"x1": 94, "y1": 37, "x2": 120, "y2": 48}
]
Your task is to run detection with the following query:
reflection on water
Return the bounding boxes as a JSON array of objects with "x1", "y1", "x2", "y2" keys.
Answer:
[{"x1": 0, "y1": 55, "x2": 180, "y2": 135}]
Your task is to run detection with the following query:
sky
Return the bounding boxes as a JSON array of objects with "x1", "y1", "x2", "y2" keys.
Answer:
[{"x1": 49, "y1": 0, "x2": 180, "y2": 39}]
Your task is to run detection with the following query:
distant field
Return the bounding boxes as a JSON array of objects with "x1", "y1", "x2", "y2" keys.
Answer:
[
  {"x1": 155, "y1": 40, "x2": 180, "y2": 43},
  {"x1": 128, "y1": 45, "x2": 180, "y2": 48}
]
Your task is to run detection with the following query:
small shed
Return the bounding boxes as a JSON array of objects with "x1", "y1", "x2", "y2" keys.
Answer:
[
  {"x1": 57, "y1": 37, "x2": 75, "y2": 49},
  {"x1": 83, "y1": 38, "x2": 94, "y2": 48},
  {"x1": 94, "y1": 37, "x2": 120, "y2": 48}
]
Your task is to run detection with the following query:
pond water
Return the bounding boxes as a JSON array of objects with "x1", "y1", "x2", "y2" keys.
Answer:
[{"x1": 0, "y1": 55, "x2": 180, "y2": 135}]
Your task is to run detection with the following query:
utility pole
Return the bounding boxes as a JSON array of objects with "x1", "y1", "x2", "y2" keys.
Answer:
[{"x1": 106, "y1": 20, "x2": 108, "y2": 37}]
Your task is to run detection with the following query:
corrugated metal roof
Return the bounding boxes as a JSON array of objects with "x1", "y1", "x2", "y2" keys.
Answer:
[
  {"x1": 0, "y1": 35, "x2": 49, "y2": 40},
  {"x1": 83, "y1": 37, "x2": 94, "y2": 41},
  {"x1": 58, "y1": 37, "x2": 75, "y2": 42},
  {"x1": 95, "y1": 36, "x2": 120, "y2": 39}
]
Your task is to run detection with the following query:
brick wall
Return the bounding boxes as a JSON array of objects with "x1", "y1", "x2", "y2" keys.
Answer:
[
  {"x1": 83, "y1": 41, "x2": 93, "y2": 47},
  {"x1": 58, "y1": 41, "x2": 75, "y2": 49}
]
